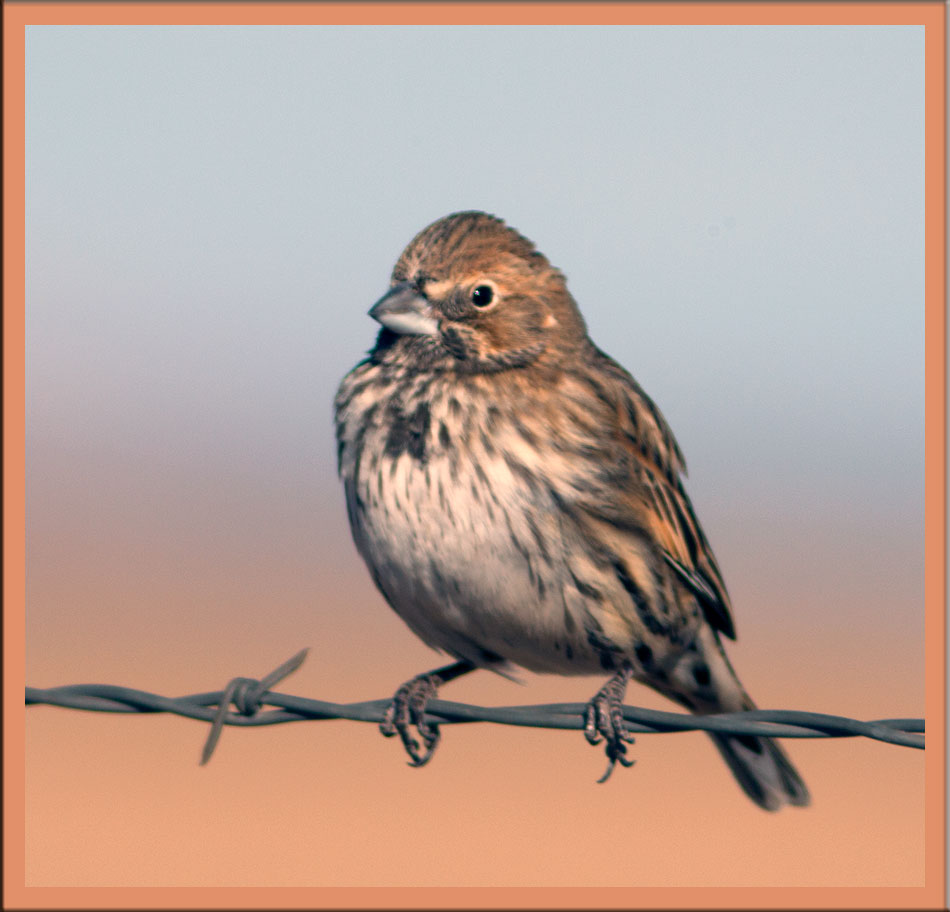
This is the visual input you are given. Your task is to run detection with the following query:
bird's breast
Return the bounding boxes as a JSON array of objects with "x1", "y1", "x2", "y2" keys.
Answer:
[{"x1": 334, "y1": 366, "x2": 612, "y2": 672}]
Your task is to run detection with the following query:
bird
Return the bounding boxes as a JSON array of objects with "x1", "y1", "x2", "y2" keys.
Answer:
[{"x1": 334, "y1": 210, "x2": 810, "y2": 811}]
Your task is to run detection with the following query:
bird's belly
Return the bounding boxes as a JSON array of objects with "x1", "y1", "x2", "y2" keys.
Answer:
[{"x1": 347, "y1": 447, "x2": 600, "y2": 674}]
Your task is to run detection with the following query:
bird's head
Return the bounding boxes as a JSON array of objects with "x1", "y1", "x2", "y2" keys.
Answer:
[{"x1": 369, "y1": 211, "x2": 587, "y2": 373}]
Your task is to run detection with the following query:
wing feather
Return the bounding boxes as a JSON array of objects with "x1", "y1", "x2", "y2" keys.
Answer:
[{"x1": 570, "y1": 346, "x2": 737, "y2": 640}]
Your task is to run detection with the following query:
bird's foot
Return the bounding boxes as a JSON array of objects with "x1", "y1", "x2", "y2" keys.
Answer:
[
  {"x1": 379, "y1": 660, "x2": 475, "y2": 767},
  {"x1": 379, "y1": 672, "x2": 444, "y2": 767},
  {"x1": 584, "y1": 664, "x2": 636, "y2": 783}
]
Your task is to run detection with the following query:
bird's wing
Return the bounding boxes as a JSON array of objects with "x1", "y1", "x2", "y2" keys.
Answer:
[{"x1": 566, "y1": 347, "x2": 737, "y2": 640}]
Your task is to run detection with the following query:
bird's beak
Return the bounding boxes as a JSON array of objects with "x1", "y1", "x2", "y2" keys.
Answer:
[{"x1": 369, "y1": 284, "x2": 439, "y2": 336}]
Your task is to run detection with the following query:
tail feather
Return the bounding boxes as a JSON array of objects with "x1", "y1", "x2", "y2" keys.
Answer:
[
  {"x1": 661, "y1": 625, "x2": 811, "y2": 811},
  {"x1": 710, "y1": 732, "x2": 810, "y2": 811}
]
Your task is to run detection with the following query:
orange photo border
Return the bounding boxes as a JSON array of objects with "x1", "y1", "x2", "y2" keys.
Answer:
[{"x1": 4, "y1": 2, "x2": 945, "y2": 909}]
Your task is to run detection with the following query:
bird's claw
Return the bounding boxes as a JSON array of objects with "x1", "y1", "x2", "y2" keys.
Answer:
[
  {"x1": 595, "y1": 741, "x2": 636, "y2": 783},
  {"x1": 584, "y1": 667, "x2": 636, "y2": 783},
  {"x1": 380, "y1": 674, "x2": 442, "y2": 767}
]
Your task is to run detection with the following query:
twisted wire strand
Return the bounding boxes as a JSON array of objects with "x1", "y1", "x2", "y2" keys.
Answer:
[{"x1": 26, "y1": 649, "x2": 925, "y2": 763}]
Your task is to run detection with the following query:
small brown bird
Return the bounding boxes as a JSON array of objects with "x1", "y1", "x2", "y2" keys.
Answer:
[{"x1": 334, "y1": 211, "x2": 809, "y2": 810}]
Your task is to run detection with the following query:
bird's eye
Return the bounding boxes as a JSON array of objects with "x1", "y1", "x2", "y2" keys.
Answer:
[{"x1": 471, "y1": 285, "x2": 494, "y2": 307}]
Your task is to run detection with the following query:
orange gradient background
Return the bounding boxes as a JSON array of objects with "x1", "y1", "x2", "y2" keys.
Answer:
[{"x1": 7, "y1": 2, "x2": 945, "y2": 909}]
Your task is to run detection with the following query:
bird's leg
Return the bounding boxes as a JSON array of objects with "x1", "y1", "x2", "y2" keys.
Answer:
[
  {"x1": 380, "y1": 659, "x2": 476, "y2": 767},
  {"x1": 584, "y1": 662, "x2": 636, "y2": 783}
]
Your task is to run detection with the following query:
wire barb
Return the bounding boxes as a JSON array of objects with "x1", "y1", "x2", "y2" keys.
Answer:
[
  {"x1": 25, "y1": 648, "x2": 925, "y2": 765},
  {"x1": 199, "y1": 648, "x2": 309, "y2": 765}
]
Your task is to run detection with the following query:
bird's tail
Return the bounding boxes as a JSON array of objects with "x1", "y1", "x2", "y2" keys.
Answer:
[
  {"x1": 661, "y1": 626, "x2": 810, "y2": 812},
  {"x1": 707, "y1": 729, "x2": 810, "y2": 812}
]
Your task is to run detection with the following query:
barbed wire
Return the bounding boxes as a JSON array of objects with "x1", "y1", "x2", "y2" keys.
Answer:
[{"x1": 25, "y1": 648, "x2": 925, "y2": 765}]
